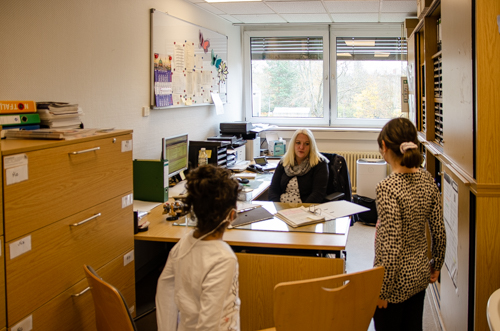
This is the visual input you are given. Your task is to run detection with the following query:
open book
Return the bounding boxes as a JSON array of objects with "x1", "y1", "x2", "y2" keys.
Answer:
[{"x1": 275, "y1": 206, "x2": 325, "y2": 228}]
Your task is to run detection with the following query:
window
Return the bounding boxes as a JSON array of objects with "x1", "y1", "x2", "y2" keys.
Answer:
[
  {"x1": 244, "y1": 29, "x2": 330, "y2": 126},
  {"x1": 244, "y1": 24, "x2": 406, "y2": 128}
]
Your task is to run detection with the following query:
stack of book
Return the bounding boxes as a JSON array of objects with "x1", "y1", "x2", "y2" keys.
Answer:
[
  {"x1": 36, "y1": 102, "x2": 83, "y2": 129},
  {"x1": 0, "y1": 100, "x2": 41, "y2": 138}
]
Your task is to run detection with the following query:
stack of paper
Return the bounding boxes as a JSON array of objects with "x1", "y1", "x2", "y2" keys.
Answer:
[
  {"x1": 5, "y1": 128, "x2": 97, "y2": 140},
  {"x1": 36, "y1": 102, "x2": 83, "y2": 129},
  {"x1": 275, "y1": 206, "x2": 325, "y2": 228}
]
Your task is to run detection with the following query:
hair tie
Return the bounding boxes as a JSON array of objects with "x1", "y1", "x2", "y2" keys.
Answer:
[{"x1": 400, "y1": 142, "x2": 418, "y2": 154}]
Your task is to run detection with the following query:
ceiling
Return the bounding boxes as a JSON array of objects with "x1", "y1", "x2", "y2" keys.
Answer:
[{"x1": 183, "y1": 0, "x2": 418, "y2": 24}]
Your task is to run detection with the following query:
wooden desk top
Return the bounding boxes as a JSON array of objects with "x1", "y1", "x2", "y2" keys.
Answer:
[{"x1": 135, "y1": 202, "x2": 350, "y2": 251}]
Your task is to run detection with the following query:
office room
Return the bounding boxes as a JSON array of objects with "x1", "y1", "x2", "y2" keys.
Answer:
[{"x1": 1, "y1": 0, "x2": 500, "y2": 330}]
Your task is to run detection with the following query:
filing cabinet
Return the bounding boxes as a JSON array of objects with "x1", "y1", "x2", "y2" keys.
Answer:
[{"x1": 1, "y1": 130, "x2": 135, "y2": 330}]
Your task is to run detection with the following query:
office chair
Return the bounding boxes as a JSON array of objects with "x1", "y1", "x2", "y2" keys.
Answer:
[
  {"x1": 321, "y1": 152, "x2": 353, "y2": 203},
  {"x1": 83, "y1": 265, "x2": 138, "y2": 331},
  {"x1": 260, "y1": 266, "x2": 384, "y2": 331}
]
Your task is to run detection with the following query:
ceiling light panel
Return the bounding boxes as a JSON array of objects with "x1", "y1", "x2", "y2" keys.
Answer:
[
  {"x1": 281, "y1": 13, "x2": 332, "y2": 22},
  {"x1": 324, "y1": 1, "x2": 380, "y2": 13},
  {"x1": 266, "y1": 1, "x2": 327, "y2": 14}
]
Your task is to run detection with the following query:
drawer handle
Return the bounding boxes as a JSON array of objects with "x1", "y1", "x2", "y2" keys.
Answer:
[
  {"x1": 72, "y1": 286, "x2": 91, "y2": 297},
  {"x1": 70, "y1": 213, "x2": 101, "y2": 227},
  {"x1": 70, "y1": 146, "x2": 100, "y2": 155}
]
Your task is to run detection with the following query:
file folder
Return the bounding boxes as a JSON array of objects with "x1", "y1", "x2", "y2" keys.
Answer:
[
  {"x1": 0, "y1": 113, "x2": 41, "y2": 126},
  {"x1": 133, "y1": 159, "x2": 169, "y2": 202}
]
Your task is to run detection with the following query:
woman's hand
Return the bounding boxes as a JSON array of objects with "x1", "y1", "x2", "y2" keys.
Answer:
[{"x1": 377, "y1": 299, "x2": 388, "y2": 309}]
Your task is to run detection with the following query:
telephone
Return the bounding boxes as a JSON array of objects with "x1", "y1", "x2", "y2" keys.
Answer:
[{"x1": 247, "y1": 164, "x2": 264, "y2": 173}]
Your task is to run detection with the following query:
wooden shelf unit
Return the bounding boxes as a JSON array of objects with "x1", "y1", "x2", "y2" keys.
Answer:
[{"x1": 408, "y1": 0, "x2": 500, "y2": 330}]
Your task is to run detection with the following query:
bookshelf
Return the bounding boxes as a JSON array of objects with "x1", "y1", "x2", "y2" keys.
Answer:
[{"x1": 408, "y1": 0, "x2": 500, "y2": 330}]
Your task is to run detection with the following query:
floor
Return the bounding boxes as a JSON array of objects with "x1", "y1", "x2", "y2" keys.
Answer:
[{"x1": 135, "y1": 222, "x2": 441, "y2": 330}]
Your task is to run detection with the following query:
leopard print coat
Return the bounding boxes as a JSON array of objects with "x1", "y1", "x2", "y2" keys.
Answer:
[{"x1": 374, "y1": 168, "x2": 446, "y2": 303}]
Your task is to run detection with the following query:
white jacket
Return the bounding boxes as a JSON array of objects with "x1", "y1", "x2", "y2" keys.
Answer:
[{"x1": 156, "y1": 230, "x2": 240, "y2": 331}]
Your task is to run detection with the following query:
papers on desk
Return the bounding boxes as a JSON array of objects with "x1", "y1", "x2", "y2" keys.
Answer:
[
  {"x1": 275, "y1": 200, "x2": 370, "y2": 228},
  {"x1": 227, "y1": 160, "x2": 250, "y2": 172},
  {"x1": 275, "y1": 206, "x2": 325, "y2": 228},
  {"x1": 319, "y1": 200, "x2": 370, "y2": 221},
  {"x1": 133, "y1": 200, "x2": 162, "y2": 213}
]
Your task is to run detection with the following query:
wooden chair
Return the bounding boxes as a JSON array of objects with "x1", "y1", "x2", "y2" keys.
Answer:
[
  {"x1": 83, "y1": 265, "x2": 138, "y2": 331},
  {"x1": 260, "y1": 266, "x2": 384, "y2": 331}
]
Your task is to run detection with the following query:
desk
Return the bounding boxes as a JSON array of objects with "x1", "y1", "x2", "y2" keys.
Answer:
[
  {"x1": 135, "y1": 202, "x2": 348, "y2": 331},
  {"x1": 135, "y1": 201, "x2": 350, "y2": 253}
]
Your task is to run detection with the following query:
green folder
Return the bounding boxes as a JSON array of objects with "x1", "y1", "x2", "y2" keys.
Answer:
[
  {"x1": 0, "y1": 113, "x2": 40, "y2": 126},
  {"x1": 133, "y1": 159, "x2": 169, "y2": 203}
]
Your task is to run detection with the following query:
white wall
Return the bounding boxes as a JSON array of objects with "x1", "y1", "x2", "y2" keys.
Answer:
[{"x1": 0, "y1": 0, "x2": 243, "y2": 159}]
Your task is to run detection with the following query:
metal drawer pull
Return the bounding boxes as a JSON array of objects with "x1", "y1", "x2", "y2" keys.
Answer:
[
  {"x1": 72, "y1": 287, "x2": 91, "y2": 297},
  {"x1": 70, "y1": 213, "x2": 101, "y2": 227},
  {"x1": 70, "y1": 147, "x2": 100, "y2": 155}
]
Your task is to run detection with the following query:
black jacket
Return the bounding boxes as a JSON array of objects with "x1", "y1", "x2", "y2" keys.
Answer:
[
  {"x1": 321, "y1": 152, "x2": 352, "y2": 203},
  {"x1": 268, "y1": 160, "x2": 329, "y2": 203}
]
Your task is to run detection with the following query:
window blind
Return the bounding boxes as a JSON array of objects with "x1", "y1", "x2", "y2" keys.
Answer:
[
  {"x1": 251, "y1": 36, "x2": 323, "y2": 60},
  {"x1": 336, "y1": 37, "x2": 407, "y2": 61}
]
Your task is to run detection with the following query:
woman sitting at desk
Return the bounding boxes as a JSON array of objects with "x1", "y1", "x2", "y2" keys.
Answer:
[{"x1": 269, "y1": 128, "x2": 329, "y2": 203}]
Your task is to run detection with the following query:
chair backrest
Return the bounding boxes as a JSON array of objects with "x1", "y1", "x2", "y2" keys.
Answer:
[
  {"x1": 273, "y1": 266, "x2": 384, "y2": 331},
  {"x1": 488, "y1": 288, "x2": 500, "y2": 331},
  {"x1": 83, "y1": 265, "x2": 137, "y2": 331},
  {"x1": 321, "y1": 152, "x2": 353, "y2": 203}
]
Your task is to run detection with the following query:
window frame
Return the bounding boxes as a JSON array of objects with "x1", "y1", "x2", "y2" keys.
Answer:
[
  {"x1": 243, "y1": 23, "x2": 404, "y2": 128},
  {"x1": 243, "y1": 27, "x2": 331, "y2": 126},
  {"x1": 330, "y1": 23, "x2": 405, "y2": 128}
]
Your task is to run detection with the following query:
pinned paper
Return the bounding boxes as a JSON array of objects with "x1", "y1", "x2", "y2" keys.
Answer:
[
  {"x1": 211, "y1": 92, "x2": 224, "y2": 115},
  {"x1": 497, "y1": 15, "x2": 500, "y2": 34}
]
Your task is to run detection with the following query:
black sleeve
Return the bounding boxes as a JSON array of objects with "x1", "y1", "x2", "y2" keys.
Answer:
[
  {"x1": 303, "y1": 161, "x2": 329, "y2": 203},
  {"x1": 268, "y1": 163, "x2": 285, "y2": 202}
]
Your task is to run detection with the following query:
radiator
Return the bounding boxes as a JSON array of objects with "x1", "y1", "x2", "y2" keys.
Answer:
[{"x1": 324, "y1": 151, "x2": 384, "y2": 193}]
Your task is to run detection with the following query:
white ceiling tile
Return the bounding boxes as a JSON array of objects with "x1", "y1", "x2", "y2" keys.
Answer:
[
  {"x1": 210, "y1": 2, "x2": 275, "y2": 15},
  {"x1": 232, "y1": 14, "x2": 287, "y2": 23},
  {"x1": 324, "y1": 1, "x2": 380, "y2": 13},
  {"x1": 195, "y1": 3, "x2": 227, "y2": 14},
  {"x1": 381, "y1": 1, "x2": 416, "y2": 12},
  {"x1": 380, "y1": 12, "x2": 414, "y2": 22},
  {"x1": 281, "y1": 13, "x2": 332, "y2": 22},
  {"x1": 219, "y1": 14, "x2": 244, "y2": 23},
  {"x1": 330, "y1": 12, "x2": 379, "y2": 22},
  {"x1": 266, "y1": 1, "x2": 327, "y2": 13}
]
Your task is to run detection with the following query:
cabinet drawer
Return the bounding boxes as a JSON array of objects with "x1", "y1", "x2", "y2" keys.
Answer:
[
  {"x1": 6, "y1": 194, "x2": 133, "y2": 323},
  {"x1": 3, "y1": 133, "x2": 133, "y2": 241},
  {"x1": 0, "y1": 237, "x2": 5, "y2": 330},
  {"x1": 8, "y1": 250, "x2": 135, "y2": 330}
]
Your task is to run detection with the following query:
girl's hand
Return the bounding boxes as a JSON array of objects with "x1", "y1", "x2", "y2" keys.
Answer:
[
  {"x1": 377, "y1": 299, "x2": 388, "y2": 309},
  {"x1": 430, "y1": 266, "x2": 440, "y2": 283}
]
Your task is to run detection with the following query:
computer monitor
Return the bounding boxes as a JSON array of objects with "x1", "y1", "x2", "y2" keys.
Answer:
[{"x1": 162, "y1": 133, "x2": 189, "y2": 178}]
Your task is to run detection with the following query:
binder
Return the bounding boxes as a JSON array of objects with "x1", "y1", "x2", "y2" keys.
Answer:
[
  {"x1": 133, "y1": 159, "x2": 169, "y2": 202},
  {"x1": 0, "y1": 101, "x2": 37, "y2": 114},
  {"x1": 0, "y1": 113, "x2": 41, "y2": 127}
]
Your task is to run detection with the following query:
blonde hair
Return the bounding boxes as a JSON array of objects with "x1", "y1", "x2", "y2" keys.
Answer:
[{"x1": 281, "y1": 128, "x2": 323, "y2": 167}]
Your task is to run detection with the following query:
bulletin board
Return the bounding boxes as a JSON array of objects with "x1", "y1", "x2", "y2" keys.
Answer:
[{"x1": 150, "y1": 9, "x2": 228, "y2": 109}]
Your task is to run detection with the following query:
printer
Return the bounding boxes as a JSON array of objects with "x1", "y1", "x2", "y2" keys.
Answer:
[{"x1": 217, "y1": 122, "x2": 261, "y2": 160}]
